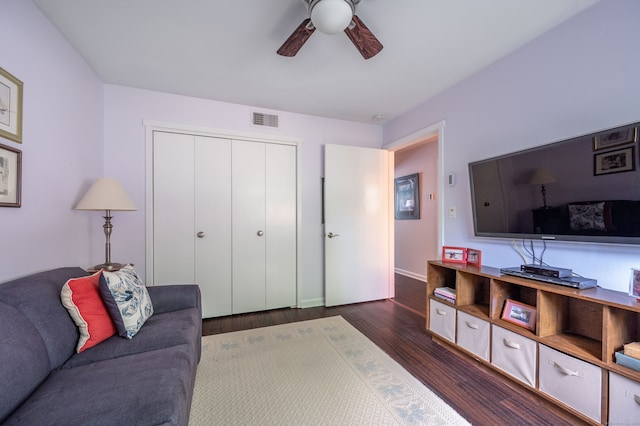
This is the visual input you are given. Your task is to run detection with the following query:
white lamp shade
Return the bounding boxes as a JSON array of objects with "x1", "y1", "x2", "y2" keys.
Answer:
[
  {"x1": 75, "y1": 178, "x2": 137, "y2": 211},
  {"x1": 529, "y1": 168, "x2": 557, "y2": 185},
  {"x1": 310, "y1": 0, "x2": 353, "y2": 34}
]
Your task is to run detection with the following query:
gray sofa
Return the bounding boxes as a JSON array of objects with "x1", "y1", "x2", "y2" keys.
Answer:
[{"x1": 0, "y1": 267, "x2": 201, "y2": 426}]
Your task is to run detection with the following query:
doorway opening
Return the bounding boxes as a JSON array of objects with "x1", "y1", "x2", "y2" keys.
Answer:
[{"x1": 384, "y1": 121, "x2": 445, "y2": 316}]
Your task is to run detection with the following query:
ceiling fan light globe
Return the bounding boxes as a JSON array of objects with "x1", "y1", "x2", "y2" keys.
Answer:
[{"x1": 310, "y1": 0, "x2": 353, "y2": 34}]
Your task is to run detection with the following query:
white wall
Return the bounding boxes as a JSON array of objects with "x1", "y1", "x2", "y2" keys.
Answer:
[
  {"x1": 383, "y1": 0, "x2": 640, "y2": 292},
  {"x1": 103, "y1": 85, "x2": 382, "y2": 306},
  {"x1": 0, "y1": 0, "x2": 103, "y2": 282}
]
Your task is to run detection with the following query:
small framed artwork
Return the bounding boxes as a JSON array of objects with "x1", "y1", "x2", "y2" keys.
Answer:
[
  {"x1": 442, "y1": 246, "x2": 467, "y2": 264},
  {"x1": 501, "y1": 299, "x2": 536, "y2": 331},
  {"x1": 0, "y1": 67, "x2": 23, "y2": 144},
  {"x1": 594, "y1": 147, "x2": 636, "y2": 176},
  {"x1": 394, "y1": 173, "x2": 420, "y2": 220},
  {"x1": 0, "y1": 142, "x2": 22, "y2": 207},
  {"x1": 466, "y1": 248, "x2": 482, "y2": 268},
  {"x1": 593, "y1": 127, "x2": 637, "y2": 151},
  {"x1": 630, "y1": 268, "x2": 640, "y2": 299}
]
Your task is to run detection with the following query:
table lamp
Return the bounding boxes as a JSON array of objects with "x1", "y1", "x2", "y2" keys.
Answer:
[
  {"x1": 529, "y1": 168, "x2": 556, "y2": 209},
  {"x1": 75, "y1": 178, "x2": 136, "y2": 271}
]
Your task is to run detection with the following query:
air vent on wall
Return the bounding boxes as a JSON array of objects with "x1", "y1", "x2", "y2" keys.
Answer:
[{"x1": 252, "y1": 112, "x2": 279, "y2": 128}]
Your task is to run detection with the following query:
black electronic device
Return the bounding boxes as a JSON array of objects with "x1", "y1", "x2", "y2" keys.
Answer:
[
  {"x1": 500, "y1": 266, "x2": 597, "y2": 289},
  {"x1": 520, "y1": 264, "x2": 572, "y2": 278}
]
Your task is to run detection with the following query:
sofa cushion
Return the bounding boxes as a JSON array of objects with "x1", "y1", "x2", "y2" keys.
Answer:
[
  {"x1": 3, "y1": 344, "x2": 196, "y2": 426},
  {"x1": 0, "y1": 303, "x2": 52, "y2": 424},
  {"x1": 63, "y1": 307, "x2": 201, "y2": 369},
  {"x1": 0, "y1": 267, "x2": 87, "y2": 370},
  {"x1": 61, "y1": 270, "x2": 117, "y2": 352},
  {"x1": 100, "y1": 265, "x2": 154, "y2": 338},
  {"x1": 568, "y1": 202, "x2": 606, "y2": 231}
]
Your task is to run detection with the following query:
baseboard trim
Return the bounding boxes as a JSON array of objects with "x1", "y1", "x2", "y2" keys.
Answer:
[
  {"x1": 395, "y1": 268, "x2": 427, "y2": 282},
  {"x1": 298, "y1": 298, "x2": 324, "y2": 309}
]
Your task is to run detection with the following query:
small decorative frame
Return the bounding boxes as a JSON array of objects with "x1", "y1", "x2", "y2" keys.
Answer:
[
  {"x1": 0, "y1": 142, "x2": 22, "y2": 207},
  {"x1": 394, "y1": 173, "x2": 420, "y2": 220},
  {"x1": 466, "y1": 248, "x2": 482, "y2": 268},
  {"x1": 594, "y1": 146, "x2": 636, "y2": 176},
  {"x1": 501, "y1": 299, "x2": 536, "y2": 331},
  {"x1": 593, "y1": 127, "x2": 637, "y2": 151},
  {"x1": 630, "y1": 268, "x2": 640, "y2": 299},
  {"x1": 0, "y1": 67, "x2": 23, "y2": 144},
  {"x1": 442, "y1": 246, "x2": 467, "y2": 264}
]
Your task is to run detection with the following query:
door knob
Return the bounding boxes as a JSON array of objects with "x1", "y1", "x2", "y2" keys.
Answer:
[
  {"x1": 257, "y1": 230, "x2": 264, "y2": 236},
  {"x1": 197, "y1": 231, "x2": 205, "y2": 238},
  {"x1": 327, "y1": 232, "x2": 339, "y2": 238}
]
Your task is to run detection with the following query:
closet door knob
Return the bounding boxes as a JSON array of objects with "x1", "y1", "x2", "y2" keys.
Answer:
[
  {"x1": 257, "y1": 230, "x2": 264, "y2": 236},
  {"x1": 197, "y1": 231, "x2": 205, "y2": 238}
]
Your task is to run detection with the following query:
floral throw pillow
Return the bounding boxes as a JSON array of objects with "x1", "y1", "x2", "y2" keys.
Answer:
[
  {"x1": 568, "y1": 202, "x2": 606, "y2": 231},
  {"x1": 99, "y1": 265, "x2": 154, "y2": 339}
]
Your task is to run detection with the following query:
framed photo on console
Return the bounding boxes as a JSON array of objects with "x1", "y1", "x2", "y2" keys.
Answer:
[
  {"x1": 466, "y1": 248, "x2": 482, "y2": 268},
  {"x1": 501, "y1": 299, "x2": 536, "y2": 331},
  {"x1": 630, "y1": 268, "x2": 640, "y2": 299},
  {"x1": 442, "y1": 246, "x2": 467, "y2": 264}
]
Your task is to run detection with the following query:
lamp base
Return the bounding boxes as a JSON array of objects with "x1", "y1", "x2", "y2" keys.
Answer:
[{"x1": 87, "y1": 262, "x2": 128, "y2": 273}]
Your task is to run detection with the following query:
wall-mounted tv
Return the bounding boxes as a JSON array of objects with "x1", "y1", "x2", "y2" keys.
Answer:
[{"x1": 469, "y1": 121, "x2": 640, "y2": 245}]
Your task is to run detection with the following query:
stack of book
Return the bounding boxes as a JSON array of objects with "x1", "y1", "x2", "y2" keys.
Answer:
[
  {"x1": 433, "y1": 287, "x2": 456, "y2": 304},
  {"x1": 615, "y1": 341, "x2": 640, "y2": 372}
]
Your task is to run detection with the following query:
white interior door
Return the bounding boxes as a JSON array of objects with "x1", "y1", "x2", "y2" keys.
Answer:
[
  {"x1": 324, "y1": 144, "x2": 392, "y2": 307},
  {"x1": 232, "y1": 140, "x2": 267, "y2": 314},
  {"x1": 265, "y1": 143, "x2": 297, "y2": 310},
  {"x1": 153, "y1": 132, "x2": 234, "y2": 318},
  {"x1": 194, "y1": 136, "x2": 232, "y2": 317}
]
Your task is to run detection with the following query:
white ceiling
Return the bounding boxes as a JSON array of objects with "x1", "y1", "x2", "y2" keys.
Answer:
[{"x1": 33, "y1": 0, "x2": 599, "y2": 124}]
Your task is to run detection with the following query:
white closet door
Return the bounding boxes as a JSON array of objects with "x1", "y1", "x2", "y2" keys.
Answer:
[
  {"x1": 194, "y1": 136, "x2": 232, "y2": 317},
  {"x1": 265, "y1": 143, "x2": 297, "y2": 310},
  {"x1": 232, "y1": 140, "x2": 267, "y2": 314},
  {"x1": 153, "y1": 132, "x2": 195, "y2": 285}
]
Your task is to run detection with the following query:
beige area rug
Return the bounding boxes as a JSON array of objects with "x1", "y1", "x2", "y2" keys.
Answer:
[{"x1": 189, "y1": 316, "x2": 470, "y2": 425}]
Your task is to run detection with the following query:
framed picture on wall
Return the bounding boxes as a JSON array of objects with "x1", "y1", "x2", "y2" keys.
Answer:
[
  {"x1": 592, "y1": 127, "x2": 637, "y2": 151},
  {"x1": 394, "y1": 173, "x2": 420, "y2": 220},
  {"x1": 0, "y1": 67, "x2": 23, "y2": 144},
  {"x1": 0, "y1": 142, "x2": 22, "y2": 207},
  {"x1": 593, "y1": 147, "x2": 636, "y2": 176}
]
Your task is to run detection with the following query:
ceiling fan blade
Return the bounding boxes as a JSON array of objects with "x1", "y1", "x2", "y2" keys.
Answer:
[
  {"x1": 277, "y1": 18, "x2": 316, "y2": 57},
  {"x1": 344, "y1": 15, "x2": 383, "y2": 60}
]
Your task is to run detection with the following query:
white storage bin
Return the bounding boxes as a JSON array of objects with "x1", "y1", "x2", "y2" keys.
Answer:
[
  {"x1": 538, "y1": 345, "x2": 601, "y2": 422},
  {"x1": 609, "y1": 372, "x2": 640, "y2": 425},
  {"x1": 457, "y1": 311, "x2": 489, "y2": 361},
  {"x1": 491, "y1": 325, "x2": 536, "y2": 387},
  {"x1": 429, "y1": 299, "x2": 455, "y2": 342}
]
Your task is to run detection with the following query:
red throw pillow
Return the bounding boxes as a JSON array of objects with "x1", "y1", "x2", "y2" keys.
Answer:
[{"x1": 61, "y1": 270, "x2": 116, "y2": 352}]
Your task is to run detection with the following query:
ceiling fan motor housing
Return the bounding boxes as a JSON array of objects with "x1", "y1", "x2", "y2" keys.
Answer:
[{"x1": 309, "y1": 0, "x2": 355, "y2": 34}]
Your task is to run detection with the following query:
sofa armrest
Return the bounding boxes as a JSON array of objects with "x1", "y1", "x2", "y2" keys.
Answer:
[{"x1": 147, "y1": 285, "x2": 201, "y2": 316}]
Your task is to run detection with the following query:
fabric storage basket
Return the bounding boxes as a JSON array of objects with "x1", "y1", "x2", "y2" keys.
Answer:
[
  {"x1": 491, "y1": 325, "x2": 536, "y2": 387},
  {"x1": 456, "y1": 311, "x2": 489, "y2": 361},
  {"x1": 429, "y1": 299, "x2": 456, "y2": 343},
  {"x1": 609, "y1": 371, "x2": 640, "y2": 425},
  {"x1": 538, "y1": 344, "x2": 601, "y2": 422}
]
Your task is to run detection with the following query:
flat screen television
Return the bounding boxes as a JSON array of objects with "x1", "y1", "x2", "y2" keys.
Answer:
[{"x1": 469, "y1": 121, "x2": 640, "y2": 245}]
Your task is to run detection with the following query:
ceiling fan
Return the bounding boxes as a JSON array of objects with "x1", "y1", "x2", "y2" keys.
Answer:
[{"x1": 277, "y1": 0, "x2": 383, "y2": 60}]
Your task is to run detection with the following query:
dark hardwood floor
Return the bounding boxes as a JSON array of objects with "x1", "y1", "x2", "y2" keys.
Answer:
[{"x1": 202, "y1": 277, "x2": 588, "y2": 426}]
